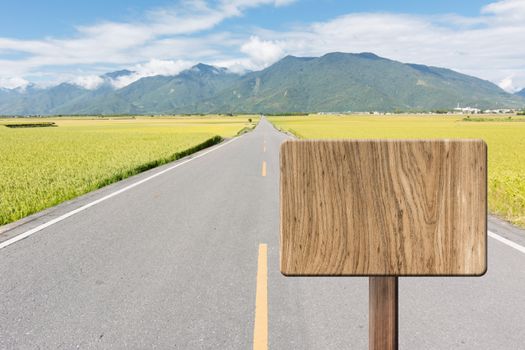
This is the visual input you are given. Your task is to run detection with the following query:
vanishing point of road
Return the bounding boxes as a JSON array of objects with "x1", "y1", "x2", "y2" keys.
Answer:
[{"x1": 1, "y1": 118, "x2": 525, "y2": 349}]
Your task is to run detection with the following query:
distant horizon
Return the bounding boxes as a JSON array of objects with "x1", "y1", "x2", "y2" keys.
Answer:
[
  {"x1": 3, "y1": 51, "x2": 523, "y2": 94},
  {"x1": 0, "y1": 1, "x2": 524, "y2": 92},
  {"x1": 2, "y1": 108, "x2": 523, "y2": 118}
]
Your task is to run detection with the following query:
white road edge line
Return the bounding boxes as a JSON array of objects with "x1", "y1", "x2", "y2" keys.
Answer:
[
  {"x1": 0, "y1": 136, "x2": 242, "y2": 250},
  {"x1": 489, "y1": 230, "x2": 525, "y2": 254}
]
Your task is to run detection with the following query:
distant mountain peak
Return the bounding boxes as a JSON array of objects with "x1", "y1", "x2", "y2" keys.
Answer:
[
  {"x1": 14, "y1": 83, "x2": 40, "y2": 93},
  {"x1": 189, "y1": 63, "x2": 227, "y2": 75},
  {"x1": 55, "y1": 82, "x2": 78, "y2": 87},
  {"x1": 52, "y1": 82, "x2": 90, "y2": 92},
  {"x1": 357, "y1": 52, "x2": 383, "y2": 60},
  {"x1": 280, "y1": 55, "x2": 315, "y2": 62},
  {"x1": 102, "y1": 69, "x2": 134, "y2": 80},
  {"x1": 516, "y1": 88, "x2": 525, "y2": 97},
  {"x1": 193, "y1": 63, "x2": 214, "y2": 70},
  {"x1": 319, "y1": 52, "x2": 386, "y2": 61},
  {"x1": 321, "y1": 51, "x2": 346, "y2": 57}
]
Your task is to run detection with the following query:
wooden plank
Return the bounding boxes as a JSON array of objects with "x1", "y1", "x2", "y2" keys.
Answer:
[
  {"x1": 369, "y1": 277, "x2": 398, "y2": 350},
  {"x1": 280, "y1": 140, "x2": 487, "y2": 276}
]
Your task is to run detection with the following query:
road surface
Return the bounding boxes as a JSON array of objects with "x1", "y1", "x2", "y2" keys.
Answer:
[{"x1": 1, "y1": 118, "x2": 525, "y2": 349}]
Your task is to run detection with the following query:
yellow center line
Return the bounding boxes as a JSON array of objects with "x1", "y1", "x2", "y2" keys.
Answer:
[
  {"x1": 253, "y1": 244, "x2": 268, "y2": 350},
  {"x1": 262, "y1": 161, "x2": 267, "y2": 177}
]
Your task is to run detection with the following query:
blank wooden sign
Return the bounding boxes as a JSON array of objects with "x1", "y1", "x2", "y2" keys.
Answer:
[{"x1": 280, "y1": 140, "x2": 487, "y2": 276}]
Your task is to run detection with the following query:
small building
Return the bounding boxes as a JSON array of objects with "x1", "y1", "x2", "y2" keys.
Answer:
[{"x1": 453, "y1": 106, "x2": 481, "y2": 114}]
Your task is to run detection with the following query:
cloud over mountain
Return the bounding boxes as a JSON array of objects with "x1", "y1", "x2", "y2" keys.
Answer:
[
  {"x1": 1, "y1": 53, "x2": 523, "y2": 115},
  {"x1": 0, "y1": 0, "x2": 524, "y2": 92}
]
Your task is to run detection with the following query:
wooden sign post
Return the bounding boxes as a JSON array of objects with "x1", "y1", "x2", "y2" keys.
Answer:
[{"x1": 280, "y1": 140, "x2": 487, "y2": 349}]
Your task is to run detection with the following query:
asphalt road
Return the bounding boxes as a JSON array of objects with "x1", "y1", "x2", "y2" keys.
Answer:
[{"x1": 1, "y1": 118, "x2": 525, "y2": 349}]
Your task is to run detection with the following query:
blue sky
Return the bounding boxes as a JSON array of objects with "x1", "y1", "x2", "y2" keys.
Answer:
[
  {"x1": 0, "y1": 0, "x2": 524, "y2": 91},
  {"x1": 0, "y1": 1, "x2": 493, "y2": 38}
]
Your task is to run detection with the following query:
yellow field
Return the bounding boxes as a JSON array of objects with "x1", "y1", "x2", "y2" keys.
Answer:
[
  {"x1": 269, "y1": 115, "x2": 525, "y2": 227},
  {"x1": 0, "y1": 116, "x2": 256, "y2": 226}
]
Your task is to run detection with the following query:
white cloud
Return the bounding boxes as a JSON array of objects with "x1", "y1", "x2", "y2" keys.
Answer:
[
  {"x1": 0, "y1": 0, "x2": 295, "y2": 87},
  {"x1": 240, "y1": 36, "x2": 285, "y2": 69},
  {"x1": 0, "y1": 76, "x2": 29, "y2": 89},
  {"x1": 499, "y1": 76, "x2": 519, "y2": 92},
  {"x1": 482, "y1": 0, "x2": 525, "y2": 19},
  {"x1": 111, "y1": 59, "x2": 194, "y2": 88},
  {"x1": 70, "y1": 75, "x2": 104, "y2": 90},
  {"x1": 210, "y1": 57, "x2": 254, "y2": 74}
]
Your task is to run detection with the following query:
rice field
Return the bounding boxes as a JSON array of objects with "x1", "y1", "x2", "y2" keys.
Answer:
[
  {"x1": 0, "y1": 116, "x2": 256, "y2": 226},
  {"x1": 269, "y1": 114, "x2": 525, "y2": 228}
]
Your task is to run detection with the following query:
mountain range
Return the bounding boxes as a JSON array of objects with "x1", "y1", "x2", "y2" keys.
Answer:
[{"x1": 1, "y1": 52, "x2": 524, "y2": 115}]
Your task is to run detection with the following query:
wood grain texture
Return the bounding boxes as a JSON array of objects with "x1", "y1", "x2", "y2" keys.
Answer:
[
  {"x1": 280, "y1": 140, "x2": 487, "y2": 276},
  {"x1": 369, "y1": 277, "x2": 398, "y2": 350}
]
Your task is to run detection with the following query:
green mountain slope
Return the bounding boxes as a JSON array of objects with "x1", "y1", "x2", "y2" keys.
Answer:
[
  {"x1": 121, "y1": 64, "x2": 238, "y2": 113},
  {"x1": 196, "y1": 52, "x2": 524, "y2": 113},
  {"x1": 0, "y1": 83, "x2": 89, "y2": 115},
  {"x1": 1, "y1": 54, "x2": 524, "y2": 115},
  {"x1": 53, "y1": 64, "x2": 238, "y2": 115}
]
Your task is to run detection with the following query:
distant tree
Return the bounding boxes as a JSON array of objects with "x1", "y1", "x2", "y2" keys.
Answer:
[{"x1": 248, "y1": 118, "x2": 252, "y2": 122}]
